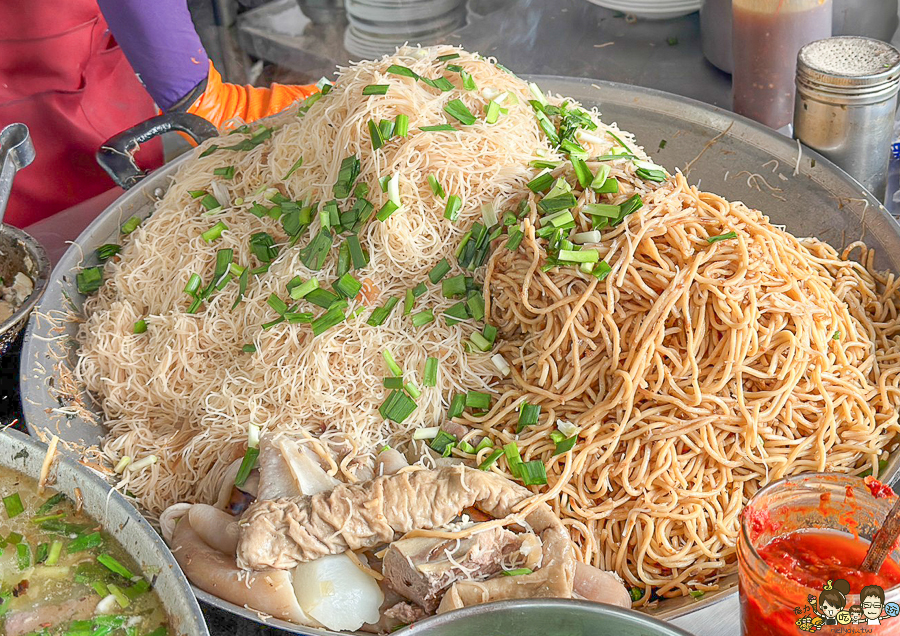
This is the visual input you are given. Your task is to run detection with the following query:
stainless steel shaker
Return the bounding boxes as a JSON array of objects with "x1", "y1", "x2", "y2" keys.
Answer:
[{"x1": 794, "y1": 36, "x2": 900, "y2": 201}]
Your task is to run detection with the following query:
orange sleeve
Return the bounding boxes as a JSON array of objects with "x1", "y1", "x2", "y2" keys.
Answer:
[{"x1": 187, "y1": 62, "x2": 318, "y2": 129}]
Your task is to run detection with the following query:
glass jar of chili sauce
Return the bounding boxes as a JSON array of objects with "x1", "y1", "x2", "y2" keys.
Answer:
[{"x1": 738, "y1": 473, "x2": 900, "y2": 635}]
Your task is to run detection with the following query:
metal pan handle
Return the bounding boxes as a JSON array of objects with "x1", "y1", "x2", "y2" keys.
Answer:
[{"x1": 96, "y1": 113, "x2": 218, "y2": 190}]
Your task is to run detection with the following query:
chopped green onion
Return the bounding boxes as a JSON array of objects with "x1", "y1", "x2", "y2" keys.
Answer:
[
  {"x1": 448, "y1": 393, "x2": 466, "y2": 418},
  {"x1": 485, "y1": 100, "x2": 502, "y2": 124},
  {"x1": 290, "y1": 277, "x2": 320, "y2": 300},
  {"x1": 606, "y1": 130, "x2": 634, "y2": 154},
  {"x1": 466, "y1": 391, "x2": 491, "y2": 410},
  {"x1": 527, "y1": 171, "x2": 555, "y2": 193},
  {"x1": 517, "y1": 403, "x2": 541, "y2": 433},
  {"x1": 76, "y1": 267, "x2": 104, "y2": 295},
  {"x1": 384, "y1": 377, "x2": 404, "y2": 390},
  {"x1": 460, "y1": 70, "x2": 477, "y2": 91},
  {"x1": 299, "y1": 229, "x2": 334, "y2": 271},
  {"x1": 476, "y1": 437, "x2": 493, "y2": 452},
  {"x1": 403, "y1": 381, "x2": 421, "y2": 398},
  {"x1": 333, "y1": 273, "x2": 363, "y2": 298},
  {"x1": 428, "y1": 258, "x2": 452, "y2": 283},
  {"x1": 267, "y1": 293, "x2": 288, "y2": 316},
  {"x1": 421, "y1": 76, "x2": 455, "y2": 92},
  {"x1": 305, "y1": 288, "x2": 339, "y2": 309},
  {"x1": 413, "y1": 426, "x2": 440, "y2": 440},
  {"x1": 442, "y1": 274, "x2": 467, "y2": 298},
  {"x1": 334, "y1": 155, "x2": 361, "y2": 199},
  {"x1": 311, "y1": 302, "x2": 348, "y2": 336},
  {"x1": 504, "y1": 442, "x2": 523, "y2": 477},
  {"x1": 437, "y1": 53, "x2": 461, "y2": 62},
  {"x1": 250, "y1": 232, "x2": 279, "y2": 263},
  {"x1": 36, "y1": 493, "x2": 67, "y2": 516},
  {"x1": 420, "y1": 124, "x2": 457, "y2": 132},
  {"x1": 466, "y1": 291, "x2": 485, "y2": 321},
  {"x1": 403, "y1": 288, "x2": 416, "y2": 315},
  {"x1": 590, "y1": 164, "x2": 611, "y2": 190},
  {"x1": 411, "y1": 309, "x2": 435, "y2": 328},
  {"x1": 45, "y1": 540, "x2": 63, "y2": 566},
  {"x1": 108, "y1": 583, "x2": 131, "y2": 608},
  {"x1": 98, "y1": 554, "x2": 134, "y2": 579},
  {"x1": 214, "y1": 166, "x2": 236, "y2": 180},
  {"x1": 189, "y1": 190, "x2": 207, "y2": 199},
  {"x1": 430, "y1": 430, "x2": 457, "y2": 454},
  {"x1": 379, "y1": 119, "x2": 395, "y2": 140},
  {"x1": 16, "y1": 543, "x2": 30, "y2": 570},
  {"x1": 235, "y1": 446, "x2": 260, "y2": 487},
  {"x1": 428, "y1": 175, "x2": 446, "y2": 199},
  {"x1": 571, "y1": 156, "x2": 593, "y2": 188},
  {"x1": 573, "y1": 231, "x2": 602, "y2": 244},
  {"x1": 690, "y1": 590, "x2": 705, "y2": 600},
  {"x1": 444, "y1": 301, "x2": 470, "y2": 326},
  {"x1": 382, "y1": 349, "x2": 403, "y2": 376},
  {"x1": 96, "y1": 243, "x2": 121, "y2": 261},
  {"x1": 368, "y1": 119, "x2": 385, "y2": 151},
  {"x1": 3, "y1": 493, "x2": 23, "y2": 519},
  {"x1": 199, "y1": 145, "x2": 219, "y2": 157},
  {"x1": 201, "y1": 221, "x2": 228, "y2": 243},
  {"x1": 636, "y1": 167, "x2": 667, "y2": 182},
  {"x1": 444, "y1": 195, "x2": 462, "y2": 221},
  {"x1": 283, "y1": 157, "x2": 304, "y2": 180},
  {"x1": 506, "y1": 226, "x2": 524, "y2": 251},
  {"x1": 458, "y1": 441, "x2": 476, "y2": 454},
  {"x1": 68, "y1": 532, "x2": 103, "y2": 554},
  {"x1": 412, "y1": 282, "x2": 428, "y2": 297},
  {"x1": 469, "y1": 332, "x2": 492, "y2": 352},
  {"x1": 706, "y1": 231, "x2": 738, "y2": 244},
  {"x1": 121, "y1": 216, "x2": 141, "y2": 234},
  {"x1": 519, "y1": 459, "x2": 547, "y2": 486},
  {"x1": 200, "y1": 194, "x2": 221, "y2": 211},
  {"x1": 242, "y1": 344, "x2": 256, "y2": 353},
  {"x1": 368, "y1": 297, "x2": 400, "y2": 326},
  {"x1": 363, "y1": 84, "x2": 390, "y2": 95},
  {"x1": 387, "y1": 64, "x2": 419, "y2": 79},
  {"x1": 538, "y1": 193, "x2": 577, "y2": 214},
  {"x1": 380, "y1": 390, "x2": 417, "y2": 423},
  {"x1": 376, "y1": 200, "x2": 401, "y2": 222},
  {"x1": 617, "y1": 194, "x2": 643, "y2": 223},
  {"x1": 344, "y1": 235, "x2": 367, "y2": 270},
  {"x1": 423, "y1": 357, "x2": 438, "y2": 387},
  {"x1": 133, "y1": 319, "x2": 147, "y2": 334},
  {"x1": 559, "y1": 249, "x2": 599, "y2": 264},
  {"x1": 395, "y1": 113, "x2": 410, "y2": 137},
  {"x1": 502, "y1": 567, "x2": 533, "y2": 576},
  {"x1": 593, "y1": 176, "x2": 619, "y2": 194},
  {"x1": 479, "y1": 448, "x2": 504, "y2": 470}
]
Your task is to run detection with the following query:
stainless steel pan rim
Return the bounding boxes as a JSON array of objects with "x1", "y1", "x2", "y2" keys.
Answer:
[
  {"x1": 0, "y1": 427, "x2": 210, "y2": 636},
  {"x1": 18, "y1": 75, "x2": 900, "y2": 632}
]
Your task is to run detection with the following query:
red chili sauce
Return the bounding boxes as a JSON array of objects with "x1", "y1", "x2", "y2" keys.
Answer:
[{"x1": 743, "y1": 530, "x2": 900, "y2": 635}]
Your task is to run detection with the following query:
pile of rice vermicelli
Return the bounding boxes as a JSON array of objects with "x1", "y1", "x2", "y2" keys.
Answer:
[{"x1": 74, "y1": 45, "x2": 900, "y2": 599}]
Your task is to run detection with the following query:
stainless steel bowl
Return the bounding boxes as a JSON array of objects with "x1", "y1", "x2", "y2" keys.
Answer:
[
  {"x1": 0, "y1": 224, "x2": 50, "y2": 355},
  {"x1": 0, "y1": 428, "x2": 210, "y2": 636},
  {"x1": 405, "y1": 599, "x2": 694, "y2": 636}
]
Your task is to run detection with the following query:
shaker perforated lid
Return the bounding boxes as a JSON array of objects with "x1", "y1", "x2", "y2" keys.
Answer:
[{"x1": 797, "y1": 36, "x2": 900, "y2": 95}]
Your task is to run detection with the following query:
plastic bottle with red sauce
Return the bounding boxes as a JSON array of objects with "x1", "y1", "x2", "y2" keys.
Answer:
[{"x1": 739, "y1": 474, "x2": 900, "y2": 635}]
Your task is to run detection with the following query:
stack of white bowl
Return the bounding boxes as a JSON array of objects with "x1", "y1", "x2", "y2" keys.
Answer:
[
  {"x1": 584, "y1": 0, "x2": 702, "y2": 20},
  {"x1": 344, "y1": 0, "x2": 467, "y2": 58}
]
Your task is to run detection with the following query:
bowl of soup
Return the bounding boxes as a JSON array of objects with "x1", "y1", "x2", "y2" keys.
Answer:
[{"x1": 0, "y1": 427, "x2": 209, "y2": 636}]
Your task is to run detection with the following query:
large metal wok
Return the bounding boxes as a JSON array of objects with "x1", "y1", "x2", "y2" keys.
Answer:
[{"x1": 18, "y1": 76, "x2": 900, "y2": 633}]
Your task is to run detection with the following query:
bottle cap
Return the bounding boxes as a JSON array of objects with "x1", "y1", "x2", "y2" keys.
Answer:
[{"x1": 797, "y1": 36, "x2": 900, "y2": 101}]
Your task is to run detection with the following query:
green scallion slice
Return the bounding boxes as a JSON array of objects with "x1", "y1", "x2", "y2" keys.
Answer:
[
  {"x1": 383, "y1": 376, "x2": 404, "y2": 390},
  {"x1": 121, "y1": 216, "x2": 141, "y2": 234},
  {"x1": 636, "y1": 167, "x2": 667, "y2": 182},
  {"x1": 376, "y1": 200, "x2": 400, "y2": 222},
  {"x1": 68, "y1": 531, "x2": 103, "y2": 554},
  {"x1": 421, "y1": 76, "x2": 455, "y2": 92},
  {"x1": 333, "y1": 273, "x2": 362, "y2": 298},
  {"x1": 519, "y1": 460, "x2": 547, "y2": 485},
  {"x1": 553, "y1": 433, "x2": 578, "y2": 455},
  {"x1": 242, "y1": 344, "x2": 256, "y2": 353},
  {"x1": 428, "y1": 258, "x2": 452, "y2": 284},
  {"x1": 538, "y1": 193, "x2": 577, "y2": 214},
  {"x1": 395, "y1": 113, "x2": 410, "y2": 137},
  {"x1": 404, "y1": 381, "x2": 421, "y2": 399},
  {"x1": 35, "y1": 493, "x2": 66, "y2": 516},
  {"x1": 502, "y1": 568, "x2": 533, "y2": 576},
  {"x1": 382, "y1": 349, "x2": 403, "y2": 377},
  {"x1": 442, "y1": 274, "x2": 467, "y2": 298},
  {"x1": 311, "y1": 302, "x2": 348, "y2": 336},
  {"x1": 448, "y1": 393, "x2": 465, "y2": 418},
  {"x1": 593, "y1": 260, "x2": 612, "y2": 281},
  {"x1": 133, "y1": 319, "x2": 147, "y2": 334},
  {"x1": 428, "y1": 175, "x2": 446, "y2": 199},
  {"x1": 289, "y1": 277, "x2": 320, "y2": 300},
  {"x1": 235, "y1": 446, "x2": 259, "y2": 487},
  {"x1": 403, "y1": 288, "x2": 416, "y2": 315},
  {"x1": 707, "y1": 230, "x2": 737, "y2": 244},
  {"x1": 214, "y1": 166, "x2": 236, "y2": 180},
  {"x1": 368, "y1": 297, "x2": 399, "y2": 326},
  {"x1": 460, "y1": 70, "x2": 477, "y2": 91},
  {"x1": 97, "y1": 553, "x2": 135, "y2": 579},
  {"x1": 527, "y1": 171, "x2": 555, "y2": 193},
  {"x1": 437, "y1": 52, "x2": 461, "y2": 62},
  {"x1": 362, "y1": 84, "x2": 390, "y2": 95},
  {"x1": 411, "y1": 309, "x2": 435, "y2": 328},
  {"x1": 517, "y1": 403, "x2": 541, "y2": 433},
  {"x1": 45, "y1": 540, "x2": 63, "y2": 566},
  {"x1": 76, "y1": 267, "x2": 103, "y2": 295},
  {"x1": 345, "y1": 235, "x2": 368, "y2": 269},
  {"x1": 380, "y1": 390, "x2": 417, "y2": 424},
  {"x1": 96, "y1": 243, "x2": 121, "y2": 261},
  {"x1": 444, "y1": 195, "x2": 462, "y2": 221},
  {"x1": 479, "y1": 448, "x2": 504, "y2": 470},
  {"x1": 444, "y1": 99, "x2": 476, "y2": 125},
  {"x1": 466, "y1": 391, "x2": 491, "y2": 410},
  {"x1": 504, "y1": 442, "x2": 523, "y2": 477},
  {"x1": 201, "y1": 221, "x2": 228, "y2": 243},
  {"x1": 299, "y1": 229, "x2": 334, "y2": 271},
  {"x1": 430, "y1": 430, "x2": 457, "y2": 454},
  {"x1": 559, "y1": 249, "x2": 599, "y2": 264},
  {"x1": 443, "y1": 301, "x2": 470, "y2": 326},
  {"x1": 571, "y1": 156, "x2": 593, "y2": 188},
  {"x1": 368, "y1": 119, "x2": 385, "y2": 151},
  {"x1": 469, "y1": 332, "x2": 492, "y2": 352},
  {"x1": 466, "y1": 291, "x2": 485, "y2": 321},
  {"x1": 283, "y1": 157, "x2": 304, "y2": 180},
  {"x1": 379, "y1": 119, "x2": 395, "y2": 140},
  {"x1": 16, "y1": 543, "x2": 30, "y2": 570},
  {"x1": 423, "y1": 357, "x2": 438, "y2": 387},
  {"x1": 506, "y1": 226, "x2": 524, "y2": 251},
  {"x1": 2, "y1": 493, "x2": 23, "y2": 519},
  {"x1": 387, "y1": 64, "x2": 419, "y2": 80},
  {"x1": 333, "y1": 155, "x2": 361, "y2": 199},
  {"x1": 200, "y1": 194, "x2": 221, "y2": 211}
]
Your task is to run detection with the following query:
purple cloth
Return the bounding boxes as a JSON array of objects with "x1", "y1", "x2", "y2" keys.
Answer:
[{"x1": 96, "y1": 0, "x2": 210, "y2": 111}]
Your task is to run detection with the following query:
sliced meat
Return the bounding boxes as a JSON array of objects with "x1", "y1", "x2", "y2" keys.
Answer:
[
  {"x1": 384, "y1": 601, "x2": 427, "y2": 624},
  {"x1": 5, "y1": 596, "x2": 96, "y2": 636},
  {"x1": 382, "y1": 527, "x2": 521, "y2": 612}
]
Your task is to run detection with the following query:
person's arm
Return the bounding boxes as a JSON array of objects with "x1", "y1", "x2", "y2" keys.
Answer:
[{"x1": 96, "y1": 0, "x2": 317, "y2": 128}]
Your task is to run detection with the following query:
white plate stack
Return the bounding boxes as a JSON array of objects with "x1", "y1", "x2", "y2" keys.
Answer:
[
  {"x1": 584, "y1": 0, "x2": 702, "y2": 20},
  {"x1": 345, "y1": 0, "x2": 468, "y2": 58}
]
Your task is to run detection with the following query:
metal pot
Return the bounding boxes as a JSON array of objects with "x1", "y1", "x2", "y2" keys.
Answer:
[
  {"x1": 19, "y1": 77, "x2": 900, "y2": 633},
  {"x1": 0, "y1": 428, "x2": 210, "y2": 636},
  {"x1": 407, "y1": 599, "x2": 694, "y2": 636}
]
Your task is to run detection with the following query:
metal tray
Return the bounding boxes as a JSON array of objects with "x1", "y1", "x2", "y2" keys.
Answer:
[
  {"x1": 18, "y1": 75, "x2": 900, "y2": 632},
  {"x1": 0, "y1": 428, "x2": 209, "y2": 636}
]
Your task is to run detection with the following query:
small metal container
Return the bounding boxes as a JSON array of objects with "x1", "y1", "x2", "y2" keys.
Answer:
[
  {"x1": 794, "y1": 36, "x2": 900, "y2": 200},
  {"x1": 405, "y1": 599, "x2": 694, "y2": 636}
]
